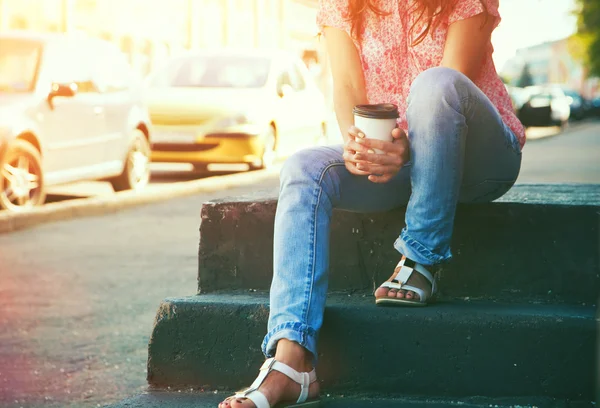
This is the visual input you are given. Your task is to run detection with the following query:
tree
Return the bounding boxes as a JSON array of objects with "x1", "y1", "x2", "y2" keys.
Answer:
[
  {"x1": 517, "y1": 63, "x2": 534, "y2": 88},
  {"x1": 574, "y1": 0, "x2": 600, "y2": 77}
]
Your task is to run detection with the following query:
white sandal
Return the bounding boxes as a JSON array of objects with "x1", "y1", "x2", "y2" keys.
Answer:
[
  {"x1": 375, "y1": 256, "x2": 438, "y2": 307},
  {"x1": 224, "y1": 358, "x2": 320, "y2": 408}
]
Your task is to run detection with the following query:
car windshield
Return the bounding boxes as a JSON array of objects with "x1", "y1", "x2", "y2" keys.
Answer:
[
  {"x1": 0, "y1": 38, "x2": 42, "y2": 93},
  {"x1": 149, "y1": 55, "x2": 271, "y2": 88}
]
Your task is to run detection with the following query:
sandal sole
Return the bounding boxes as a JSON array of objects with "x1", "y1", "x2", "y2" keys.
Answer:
[
  {"x1": 276, "y1": 399, "x2": 321, "y2": 407},
  {"x1": 375, "y1": 297, "x2": 428, "y2": 307}
]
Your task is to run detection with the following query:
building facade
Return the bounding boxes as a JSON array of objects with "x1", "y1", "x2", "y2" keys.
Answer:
[
  {"x1": 501, "y1": 38, "x2": 599, "y2": 98},
  {"x1": 0, "y1": 0, "x2": 321, "y2": 76}
]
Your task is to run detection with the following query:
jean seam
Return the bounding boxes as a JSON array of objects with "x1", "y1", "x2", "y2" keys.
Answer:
[
  {"x1": 398, "y1": 231, "x2": 450, "y2": 264},
  {"x1": 262, "y1": 322, "x2": 316, "y2": 356},
  {"x1": 302, "y1": 160, "x2": 345, "y2": 326}
]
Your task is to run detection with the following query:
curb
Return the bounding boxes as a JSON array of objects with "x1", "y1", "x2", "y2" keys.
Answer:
[
  {"x1": 0, "y1": 167, "x2": 280, "y2": 234},
  {"x1": 525, "y1": 118, "x2": 599, "y2": 140}
]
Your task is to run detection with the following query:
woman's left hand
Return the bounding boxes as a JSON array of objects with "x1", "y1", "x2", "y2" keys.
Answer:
[{"x1": 354, "y1": 128, "x2": 410, "y2": 183}]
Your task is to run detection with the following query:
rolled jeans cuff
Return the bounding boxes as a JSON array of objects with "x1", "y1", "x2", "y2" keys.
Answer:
[
  {"x1": 261, "y1": 321, "x2": 319, "y2": 365},
  {"x1": 394, "y1": 229, "x2": 452, "y2": 266}
]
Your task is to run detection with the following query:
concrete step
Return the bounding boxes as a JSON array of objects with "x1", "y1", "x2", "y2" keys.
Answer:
[
  {"x1": 197, "y1": 184, "x2": 600, "y2": 304},
  {"x1": 106, "y1": 390, "x2": 590, "y2": 408},
  {"x1": 146, "y1": 293, "x2": 594, "y2": 401}
]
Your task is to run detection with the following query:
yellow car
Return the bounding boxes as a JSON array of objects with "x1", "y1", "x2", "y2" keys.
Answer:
[{"x1": 145, "y1": 50, "x2": 327, "y2": 170}]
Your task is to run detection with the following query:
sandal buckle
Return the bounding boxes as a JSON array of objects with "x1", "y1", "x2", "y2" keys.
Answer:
[
  {"x1": 236, "y1": 387, "x2": 253, "y2": 396},
  {"x1": 260, "y1": 358, "x2": 276, "y2": 371}
]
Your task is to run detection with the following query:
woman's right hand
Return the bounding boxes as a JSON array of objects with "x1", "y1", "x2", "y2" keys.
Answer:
[{"x1": 343, "y1": 126, "x2": 372, "y2": 176}]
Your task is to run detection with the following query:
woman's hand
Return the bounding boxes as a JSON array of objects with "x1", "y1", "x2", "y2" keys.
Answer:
[
  {"x1": 354, "y1": 128, "x2": 410, "y2": 183},
  {"x1": 343, "y1": 126, "x2": 372, "y2": 176}
]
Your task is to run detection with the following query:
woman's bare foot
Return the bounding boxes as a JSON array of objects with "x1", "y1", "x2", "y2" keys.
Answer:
[
  {"x1": 374, "y1": 259, "x2": 434, "y2": 301},
  {"x1": 218, "y1": 339, "x2": 320, "y2": 408}
]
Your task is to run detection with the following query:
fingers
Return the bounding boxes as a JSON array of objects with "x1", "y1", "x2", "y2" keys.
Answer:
[
  {"x1": 368, "y1": 173, "x2": 395, "y2": 183},
  {"x1": 356, "y1": 137, "x2": 405, "y2": 156},
  {"x1": 355, "y1": 162, "x2": 398, "y2": 175},
  {"x1": 345, "y1": 162, "x2": 371, "y2": 176},
  {"x1": 346, "y1": 139, "x2": 370, "y2": 155},
  {"x1": 354, "y1": 151, "x2": 404, "y2": 166},
  {"x1": 391, "y1": 128, "x2": 407, "y2": 140},
  {"x1": 348, "y1": 126, "x2": 365, "y2": 140}
]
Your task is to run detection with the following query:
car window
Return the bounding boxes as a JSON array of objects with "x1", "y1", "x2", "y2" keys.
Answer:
[
  {"x1": 149, "y1": 55, "x2": 271, "y2": 88},
  {"x1": 91, "y1": 45, "x2": 134, "y2": 93},
  {"x1": 0, "y1": 38, "x2": 42, "y2": 93},
  {"x1": 277, "y1": 70, "x2": 292, "y2": 91},
  {"x1": 42, "y1": 40, "x2": 98, "y2": 93},
  {"x1": 528, "y1": 93, "x2": 552, "y2": 108},
  {"x1": 289, "y1": 63, "x2": 306, "y2": 91}
]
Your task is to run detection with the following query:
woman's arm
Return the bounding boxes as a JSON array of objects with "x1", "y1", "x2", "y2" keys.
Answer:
[
  {"x1": 322, "y1": 26, "x2": 369, "y2": 142},
  {"x1": 441, "y1": 12, "x2": 496, "y2": 81}
]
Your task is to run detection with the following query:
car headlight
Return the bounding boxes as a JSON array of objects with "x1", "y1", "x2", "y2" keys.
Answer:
[{"x1": 214, "y1": 114, "x2": 250, "y2": 129}]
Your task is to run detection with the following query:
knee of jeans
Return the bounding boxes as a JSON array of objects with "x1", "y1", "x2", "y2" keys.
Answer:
[
  {"x1": 408, "y1": 67, "x2": 470, "y2": 112},
  {"x1": 280, "y1": 147, "x2": 323, "y2": 186}
]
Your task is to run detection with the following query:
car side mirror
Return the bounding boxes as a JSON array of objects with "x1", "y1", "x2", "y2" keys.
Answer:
[
  {"x1": 47, "y1": 83, "x2": 77, "y2": 109},
  {"x1": 278, "y1": 84, "x2": 294, "y2": 98}
]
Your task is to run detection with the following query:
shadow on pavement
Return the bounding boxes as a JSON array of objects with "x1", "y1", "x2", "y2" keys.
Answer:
[{"x1": 150, "y1": 169, "x2": 240, "y2": 183}]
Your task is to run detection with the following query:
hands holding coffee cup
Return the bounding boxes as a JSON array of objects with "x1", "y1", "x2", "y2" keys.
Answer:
[{"x1": 343, "y1": 104, "x2": 409, "y2": 184}]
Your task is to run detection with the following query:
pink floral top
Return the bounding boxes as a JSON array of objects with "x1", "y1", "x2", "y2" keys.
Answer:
[{"x1": 317, "y1": 0, "x2": 526, "y2": 148}]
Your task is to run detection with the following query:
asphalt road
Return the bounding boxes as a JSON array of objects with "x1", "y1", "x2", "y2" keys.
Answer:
[{"x1": 0, "y1": 119, "x2": 598, "y2": 408}]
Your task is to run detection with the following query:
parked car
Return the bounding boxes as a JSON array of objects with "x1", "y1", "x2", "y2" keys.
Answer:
[
  {"x1": 0, "y1": 31, "x2": 152, "y2": 211},
  {"x1": 145, "y1": 50, "x2": 327, "y2": 170},
  {"x1": 518, "y1": 85, "x2": 571, "y2": 128},
  {"x1": 506, "y1": 85, "x2": 530, "y2": 114},
  {"x1": 561, "y1": 88, "x2": 590, "y2": 121},
  {"x1": 591, "y1": 97, "x2": 600, "y2": 117}
]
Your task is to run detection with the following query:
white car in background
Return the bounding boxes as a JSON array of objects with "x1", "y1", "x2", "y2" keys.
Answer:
[
  {"x1": 518, "y1": 85, "x2": 571, "y2": 128},
  {"x1": 0, "y1": 32, "x2": 152, "y2": 211},
  {"x1": 145, "y1": 50, "x2": 328, "y2": 171}
]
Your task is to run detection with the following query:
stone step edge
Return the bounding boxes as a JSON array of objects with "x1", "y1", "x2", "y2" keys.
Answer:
[
  {"x1": 106, "y1": 389, "x2": 590, "y2": 408},
  {"x1": 146, "y1": 294, "x2": 594, "y2": 400},
  {"x1": 197, "y1": 185, "x2": 600, "y2": 302}
]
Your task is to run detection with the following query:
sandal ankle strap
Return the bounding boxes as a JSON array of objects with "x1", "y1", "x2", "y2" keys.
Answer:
[{"x1": 262, "y1": 358, "x2": 316, "y2": 403}]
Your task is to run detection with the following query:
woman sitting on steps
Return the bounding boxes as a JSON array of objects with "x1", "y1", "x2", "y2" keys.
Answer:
[{"x1": 219, "y1": 0, "x2": 524, "y2": 406}]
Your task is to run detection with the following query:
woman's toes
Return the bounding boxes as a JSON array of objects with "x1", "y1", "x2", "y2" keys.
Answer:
[
  {"x1": 375, "y1": 287, "x2": 389, "y2": 298},
  {"x1": 387, "y1": 289, "x2": 397, "y2": 298},
  {"x1": 397, "y1": 290, "x2": 406, "y2": 298},
  {"x1": 405, "y1": 291, "x2": 414, "y2": 299}
]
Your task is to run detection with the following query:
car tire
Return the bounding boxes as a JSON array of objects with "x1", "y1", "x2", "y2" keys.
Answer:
[
  {"x1": 110, "y1": 129, "x2": 151, "y2": 192},
  {"x1": 250, "y1": 126, "x2": 277, "y2": 171},
  {"x1": 0, "y1": 139, "x2": 46, "y2": 211}
]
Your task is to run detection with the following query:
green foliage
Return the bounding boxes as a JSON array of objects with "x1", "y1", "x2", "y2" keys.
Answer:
[{"x1": 575, "y1": 0, "x2": 600, "y2": 77}]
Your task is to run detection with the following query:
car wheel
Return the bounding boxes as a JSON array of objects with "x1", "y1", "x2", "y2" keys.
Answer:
[
  {"x1": 251, "y1": 126, "x2": 277, "y2": 170},
  {"x1": 110, "y1": 129, "x2": 151, "y2": 192},
  {"x1": 0, "y1": 139, "x2": 46, "y2": 211}
]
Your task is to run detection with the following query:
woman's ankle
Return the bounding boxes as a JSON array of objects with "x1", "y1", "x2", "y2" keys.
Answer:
[{"x1": 274, "y1": 339, "x2": 313, "y2": 371}]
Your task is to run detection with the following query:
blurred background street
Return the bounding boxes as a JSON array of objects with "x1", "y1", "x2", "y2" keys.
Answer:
[{"x1": 42, "y1": 119, "x2": 600, "y2": 204}]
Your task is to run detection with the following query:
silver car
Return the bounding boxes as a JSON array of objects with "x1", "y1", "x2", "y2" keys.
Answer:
[{"x1": 0, "y1": 31, "x2": 152, "y2": 211}]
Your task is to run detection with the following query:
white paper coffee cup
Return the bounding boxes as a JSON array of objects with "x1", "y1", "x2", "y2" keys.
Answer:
[{"x1": 353, "y1": 104, "x2": 399, "y2": 154}]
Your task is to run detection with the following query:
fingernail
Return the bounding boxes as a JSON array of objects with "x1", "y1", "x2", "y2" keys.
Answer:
[
  {"x1": 368, "y1": 149, "x2": 375, "y2": 154},
  {"x1": 358, "y1": 132, "x2": 365, "y2": 138}
]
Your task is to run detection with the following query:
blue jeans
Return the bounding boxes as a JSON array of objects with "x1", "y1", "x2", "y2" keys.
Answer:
[{"x1": 261, "y1": 67, "x2": 522, "y2": 364}]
